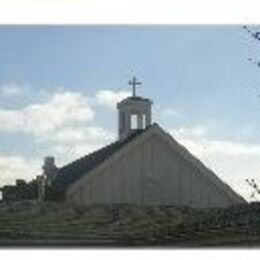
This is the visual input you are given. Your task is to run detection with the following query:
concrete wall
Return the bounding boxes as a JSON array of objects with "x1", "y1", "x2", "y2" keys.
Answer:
[{"x1": 66, "y1": 132, "x2": 244, "y2": 209}]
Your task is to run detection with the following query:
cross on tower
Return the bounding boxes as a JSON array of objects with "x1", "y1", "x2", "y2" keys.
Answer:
[{"x1": 128, "y1": 76, "x2": 142, "y2": 97}]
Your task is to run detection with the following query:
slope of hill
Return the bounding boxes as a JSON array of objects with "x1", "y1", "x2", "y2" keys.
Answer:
[{"x1": 0, "y1": 200, "x2": 259, "y2": 247}]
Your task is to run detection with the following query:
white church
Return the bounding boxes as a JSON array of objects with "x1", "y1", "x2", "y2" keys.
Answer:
[{"x1": 44, "y1": 77, "x2": 246, "y2": 209}]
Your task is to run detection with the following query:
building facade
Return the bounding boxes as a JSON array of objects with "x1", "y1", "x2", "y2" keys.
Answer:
[{"x1": 50, "y1": 82, "x2": 246, "y2": 208}]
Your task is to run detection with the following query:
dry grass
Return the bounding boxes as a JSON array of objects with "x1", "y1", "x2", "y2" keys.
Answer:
[{"x1": 0, "y1": 200, "x2": 260, "y2": 247}]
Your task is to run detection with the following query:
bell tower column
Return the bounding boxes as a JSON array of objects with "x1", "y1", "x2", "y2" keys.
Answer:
[
  {"x1": 125, "y1": 111, "x2": 131, "y2": 134},
  {"x1": 137, "y1": 113, "x2": 143, "y2": 129},
  {"x1": 117, "y1": 76, "x2": 153, "y2": 140},
  {"x1": 145, "y1": 109, "x2": 151, "y2": 127}
]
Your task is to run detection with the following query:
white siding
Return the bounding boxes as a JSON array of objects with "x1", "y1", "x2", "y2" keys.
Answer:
[{"x1": 66, "y1": 132, "x2": 244, "y2": 209}]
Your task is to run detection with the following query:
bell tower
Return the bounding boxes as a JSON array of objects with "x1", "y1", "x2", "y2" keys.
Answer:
[{"x1": 117, "y1": 76, "x2": 153, "y2": 140}]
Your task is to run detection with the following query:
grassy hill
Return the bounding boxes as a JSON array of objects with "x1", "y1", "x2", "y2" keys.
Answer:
[{"x1": 0, "y1": 200, "x2": 260, "y2": 247}]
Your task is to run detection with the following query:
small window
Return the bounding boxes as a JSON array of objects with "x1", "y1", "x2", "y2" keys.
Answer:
[{"x1": 131, "y1": 114, "x2": 138, "y2": 129}]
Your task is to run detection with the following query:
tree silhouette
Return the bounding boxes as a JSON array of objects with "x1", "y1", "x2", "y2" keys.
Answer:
[
  {"x1": 245, "y1": 178, "x2": 260, "y2": 201},
  {"x1": 243, "y1": 26, "x2": 260, "y2": 67}
]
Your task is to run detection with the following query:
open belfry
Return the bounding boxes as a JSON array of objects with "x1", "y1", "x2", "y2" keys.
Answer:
[{"x1": 38, "y1": 77, "x2": 245, "y2": 209}]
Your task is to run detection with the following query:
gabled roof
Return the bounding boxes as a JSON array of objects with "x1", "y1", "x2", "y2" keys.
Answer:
[
  {"x1": 51, "y1": 123, "x2": 245, "y2": 204},
  {"x1": 51, "y1": 128, "x2": 149, "y2": 195},
  {"x1": 151, "y1": 125, "x2": 246, "y2": 203}
]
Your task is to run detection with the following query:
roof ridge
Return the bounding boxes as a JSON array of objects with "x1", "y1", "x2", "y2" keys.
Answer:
[
  {"x1": 60, "y1": 128, "x2": 147, "y2": 171},
  {"x1": 52, "y1": 127, "x2": 151, "y2": 194},
  {"x1": 157, "y1": 126, "x2": 246, "y2": 203}
]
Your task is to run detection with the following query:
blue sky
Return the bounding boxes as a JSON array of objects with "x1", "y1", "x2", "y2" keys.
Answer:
[{"x1": 0, "y1": 26, "x2": 260, "y2": 200}]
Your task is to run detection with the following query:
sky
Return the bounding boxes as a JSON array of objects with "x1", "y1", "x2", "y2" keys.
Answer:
[{"x1": 0, "y1": 25, "x2": 260, "y2": 201}]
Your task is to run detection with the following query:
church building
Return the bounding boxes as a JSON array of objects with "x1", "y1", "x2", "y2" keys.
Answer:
[{"x1": 46, "y1": 77, "x2": 246, "y2": 209}]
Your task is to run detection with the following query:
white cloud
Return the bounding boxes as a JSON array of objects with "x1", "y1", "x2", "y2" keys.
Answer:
[
  {"x1": 161, "y1": 107, "x2": 180, "y2": 117},
  {"x1": 0, "y1": 91, "x2": 95, "y2": 135},
  {"x1": 0, "y1": 83, "x2": 23, "y2": 98},
  {"x1": 0, "y1": 110, "x2": 23, "y2": 130},
  {"x1": 0, "y1": 155, "x2": 40, "y2": 187},
  {"x1": 96, "y1": 90, "x2": 130, "y2": 109},
  {"x1": 45, "y1": 125, "x2": 116, "y2": 145},
  {"x1": 0, "y1": 89, "x2": 119, "y2": 180},
  {"x1": 171, "y1": 125, "x2": 208, "y2": 138},
  {"x1": 43, "y1": 125, "x2": 116, "y2": 166}
]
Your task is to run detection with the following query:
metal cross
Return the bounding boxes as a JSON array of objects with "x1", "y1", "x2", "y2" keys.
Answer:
[{"x1": 128, "y1": 76, "x2": 142, "y2": 97}]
